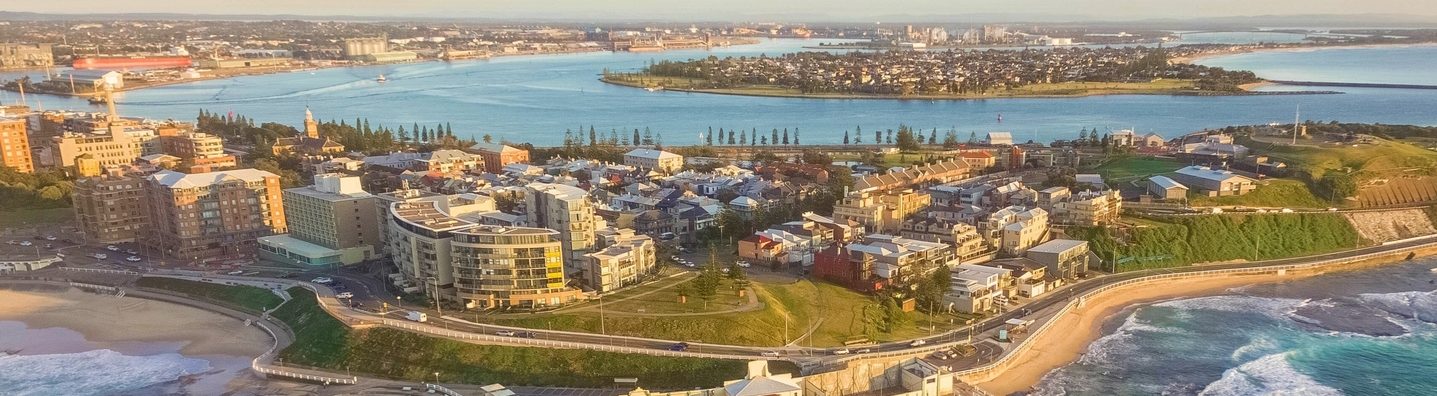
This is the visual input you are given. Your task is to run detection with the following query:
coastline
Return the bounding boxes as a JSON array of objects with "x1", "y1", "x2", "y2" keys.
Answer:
[
  {"x1": 972, "y1": 246, "x2": 1437, "y2": 395},
  {"x1": 0, "y1": 287, "x2": 271, "y2": 357},
  {"x1": 598, "y1": 77, "x2": 1308, "y2": 101},
  {"x1": 1175, "y1": 41, "x2": 1437, "y2": 64}
]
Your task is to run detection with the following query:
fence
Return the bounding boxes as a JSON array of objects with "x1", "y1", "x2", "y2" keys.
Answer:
[
  {"x1": 950, "y1": 239, "x2": 1437, "y2": 379},
  {"x1": 379, "y1": 319, "x2": 759, "y2": 360},
  {"x1": 61, "y1": 267, "x2": 139, "y2": 276},
  {"x1": 247, "y1": 309, "x2": 359, "y2": 385}
]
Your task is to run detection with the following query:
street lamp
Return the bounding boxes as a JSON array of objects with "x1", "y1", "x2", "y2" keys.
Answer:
[{"x1": 433, "y1": 371, "x2": 440, "y2": 384}]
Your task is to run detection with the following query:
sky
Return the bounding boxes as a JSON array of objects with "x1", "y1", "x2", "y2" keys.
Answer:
[{"x1": 8, "y1": 0, "x2": 1437, "y2": 21}]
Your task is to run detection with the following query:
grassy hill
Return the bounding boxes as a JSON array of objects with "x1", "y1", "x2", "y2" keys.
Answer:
[{"x1": 1069, "y1": 213, "x2": 1365, "y2": 271}]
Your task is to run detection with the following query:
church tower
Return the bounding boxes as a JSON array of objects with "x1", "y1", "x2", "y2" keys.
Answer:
[{"x1": 304, "y1": 107, "x2": 320, "y2": 139}]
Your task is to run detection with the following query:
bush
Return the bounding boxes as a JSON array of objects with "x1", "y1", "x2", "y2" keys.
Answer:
[{"x1": 1069, "y1": 213, "x2": 1364, "y2": 271}]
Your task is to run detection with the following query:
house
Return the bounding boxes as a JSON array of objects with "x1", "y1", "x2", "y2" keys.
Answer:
[
  {"x1": 624, "y1": 148, "x2": 684, "y2": 173},
  {"x1": 947, "y1": 264, "x2": 1011, "y2": 314},
  {"x1": 1052, "y1": 190, "x2": 1122, "y2": 226},
  {"x1": 738, "y1": 234, "x2": 785, "y2": 264},
  {"x1": 1171, "y1": 166, "x2": 1257, "y2": 196},
  {"x1": 957, "y1": 150, "x2": 997, "y2": 169},
  {"x1": 988, "y1": 258, "x2": 1049, "y2": 298},
  {"x1": 1026, "y1": 239, "x2": 1090, "y2": 282},
  {"x1": 1141, "y1": 133, "x2": 1166, "y2": 148},
  {"x1": 469, "y1": 142, "x2": 529, "y2": 174},
  {"x1": 986, "y1": 132, "x2": 1014, "y2": 146},
  {"x1": 1147, "y1": 175, "x2": 1189, "y2": 200},
  {"x1": 1036, "y1": 187, "x2": 1071, "y2": 209},
  {"x1": 1074, "y1": 174, "x2": 1106, "y2": 189}
]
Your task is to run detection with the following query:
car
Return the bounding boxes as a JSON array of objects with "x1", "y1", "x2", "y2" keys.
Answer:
[
  {"x1": 227, "y1": 270, "x2": 245, "y2": 275},
  {"x1": 44, "y1": 235, "x2": 56, "y2": 241},
  {"x1": 18, "y1": 241, "x2": 31, "y2": 246},
  {"x1": 278, "y1": 273, "x2": 297, "y2": 279},
  {"x1": 125, "y1": 250, "x2": 138, "y2": 255},
  {"x1": 761, "y1": 351, "x2": 781, "y2": 357},
  {"x1": 55, "y1": 253, "x2": 65, "y2": 258},
  {"x1": 106, "y1": 245, "x2": 120, "y2": 251},
  {"x1": 495, "y1": 330, "x2": 518, "y2": 337},
  {"x1": 684, "y1": 262, "x2": 696, "y2": 268},
  {"x1": 516, "y1": 331, "x2": 537, "y2": 338},
  {"x1": 669, "y1": 342, "x2": 689, "y2": 351},
  {"x1": 736, "y1": 260, "x2": 751, "y2": 268},
  {"x1": 832, "y1": 348, "x2": 851, "y2": 355},
  {"x1": 92, "y1": 253, "x2": 107, "y2": 260},
  {"x1": 311, "y1": 277, "x2": 334, "y2": 284},
  {"x1": 659, "y1": 232, "x2": 676, "y2": 240},
  {"x1": 335, "y1": 292, "x2": 355, "y2": 299},
  {"x1": 126, "y1": 256, "x2": 142, "y2": 262},
  {"x1": 855, "y1": 348, "x2": 872, "y2": 354},
  {"x1": 910, "y1": 340, "x2": 927, "y2": 347}
]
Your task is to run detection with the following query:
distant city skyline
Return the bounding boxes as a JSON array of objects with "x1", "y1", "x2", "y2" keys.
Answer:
[{"x1": 7, "y1": 0, "x2": 1437, "y2": 22}]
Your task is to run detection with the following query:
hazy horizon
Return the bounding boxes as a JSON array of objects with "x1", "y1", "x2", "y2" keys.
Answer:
[{"x1": 6, "y1": 0, "x2": 1437, "y2": 22}]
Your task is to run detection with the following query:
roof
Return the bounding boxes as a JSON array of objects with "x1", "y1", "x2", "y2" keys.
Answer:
[
  {"x1": 391, "y1": 201, "x2": 473, "y2": 232},
  {"x1": 257, "y1": 234, "x2": 343, "y2": 259},
  {"x1": 530, "y1": 182, "x2": 589, "y2": 200},
  {"x1": 1174, "y1": 166, "x2": 1253, "y2": 183},
  {"x1": 148, "y1": 169, "x2": 276, "y2": 189},
  {"x1": 1148, "y1": 175, "x2": 1188, "y2": 190},
  {"x1": 625, "y1": 148, "x2": 682, "y2": 160},
  {"x1": 469, "y1": 141, "x2": 524, "y2": 154},
  {"x1": 1027, "y1": 239, "x2": 1088, "y2": 254},
  {"x1": 724, "y1": 376, "x2": 801, "y2": 396}
]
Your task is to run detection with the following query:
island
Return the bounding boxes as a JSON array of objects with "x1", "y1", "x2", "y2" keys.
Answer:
[{"x1": 600, "y1": 46, "x2": 1268, "y2": 99}]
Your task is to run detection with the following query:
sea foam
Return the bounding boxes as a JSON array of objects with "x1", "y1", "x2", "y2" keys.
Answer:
[
  {"x1": 1197, "y1": 352, "x2": 1343, "y2": 396},
  {"x1": 0, "y1": 349, "x2": 211, "y2": 396}
]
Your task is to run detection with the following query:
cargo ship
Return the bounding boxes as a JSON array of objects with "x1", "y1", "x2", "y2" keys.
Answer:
[{"x1": 71, "y1": 55, "x2": 192, "y2": 70}]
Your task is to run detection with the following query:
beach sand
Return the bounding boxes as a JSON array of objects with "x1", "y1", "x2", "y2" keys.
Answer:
[
  {"x1": 973, "y1": 272, "x2": 1294, "y2": 396},
  {"x1": 0, "y1": 288, "x2": 272, "y2": 357}
]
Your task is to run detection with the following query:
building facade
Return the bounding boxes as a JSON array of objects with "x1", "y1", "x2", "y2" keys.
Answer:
[
  {"x1": 470, "y1": 142, "x2": 530, "y2": 174},
  {"x1": 0, "y1": 116, "x2": 32, "y2": 173},
  {"x1": 583, "y1": 231, "x2": 656, "y2": 293},
  {"x1": 72, "y1": 171, "x2": 148, "y2": 244},
  {"x1": 142, "y1": 169, "x2": 287, "y2": 260},
  {"x1": 0, "y1": 43, "x2": 53, "y2": 69},
  {"x1": 259, "y1": 174, "x2": 380, "y2": 267},
  {"x1": 451, "y1": 225, "x2": 583, "y2": 309},
  {"x1": 526, "y1": 183, "x2": 598, "y2": 271},
  {"x1": 623, "y1": 148, "x2": 684, "y2": 174}
]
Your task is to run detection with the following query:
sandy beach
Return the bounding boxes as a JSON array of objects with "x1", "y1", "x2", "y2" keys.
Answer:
[
  {"x1": 0, "y1": 287, "x2": 272, "y2": 357},
  {"x1": 971, "y1": 245, "x2": 1437, "y2": 395}
]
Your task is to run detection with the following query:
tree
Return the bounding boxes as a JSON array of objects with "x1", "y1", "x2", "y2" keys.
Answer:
[
  {"x1": 801, "y1": 150, "x2": 832, "y2": 165},
  {"x1": 740, "y1": 130, "x2": 748, "y2": 145},
  {"x1": 895, "y1": 125, "x2": 920, "y2": 151},
  {"x1": 633, "y1": 129, "x2": 641, "y2": 146},
  {"x1": 794, "y1": 128, "x2": 800, "y2": 145},
  {"x1": 398, "y1": 126, "x2": 409, "y2": 143},
  {"x1": 643, "y1": 127, "x2": 654, "y2": 145},
  {"x1": 843, "y1": 130, "x2": 850, "y2": 144},
  {"x1": 482, "y1": 134, "x2": 493, "y2": 143},
  {"x1": 589, "y1": 126, "x2": 598, "y2": 146},
  {"x1": 782, "y1": 128, "x2": 790, "y2": 145},
  {"x1": 943, "y1": 130, "x2": 959, "y2": 148},
  {"x1": 874, "y1": 130, "x2": 881, "y2": 144},
  {"x1": 728, "y1": 129, "x2": 736, "y2": 145},
  {"x1": 1316, "y1": 172, "x2": 1358, "y2": 201},
  {"x1": 771, "y1": 128, "x2": 779, "y2": 146},
  {"x1": 929, "y1": 129, "x2": 937, "y2": 145}
]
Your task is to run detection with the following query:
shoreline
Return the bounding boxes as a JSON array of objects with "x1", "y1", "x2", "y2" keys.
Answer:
[
  {"x1": 598, "y1": 77, "x2": 1322, "y2": 101},
  {"x1": 972, "y1": 245, "x2": 1437, "y2": 395},
  {"x1": 0, "y1": 287, "x2": 271, "y2": 357},
  {"x1": 1177, "y1": 41, "x2": 1437, "y2": 64}
]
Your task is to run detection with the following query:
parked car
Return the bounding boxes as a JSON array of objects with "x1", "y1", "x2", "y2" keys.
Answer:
[
  {"x1": 44, "y1": 244, "x2": 53, "y2": 248},
  {"x1": 335, "y1": 292, "x2": 355, "y2": 299},
  {"x1": 125, "y1": 250, "x2": 138, "y2": 255},
  {"x1": 92, "y1": 253, "x2": 107, "y2": 260},
  {"x1": 106, "y1": 245, "x2": 119, "y2": 251},
  {"x1": 736, "y1": 260, "x2": 751, "y2": 268},
  {"x1": 125, "y1": 256, "x2": 142, "y2": 262},
  {"x1": 44, "y1": 235, "x2": 57, "y2": 241},
  {"x1": 311, "y1": 277, "x2": 334, "y2": 284},
  {"x1": 18, "y1": 241, "x2": 31, "y2": 246}
]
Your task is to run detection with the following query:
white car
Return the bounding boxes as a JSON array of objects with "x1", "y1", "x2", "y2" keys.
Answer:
[
  {"x1": 910, "y1": 339, "x2": 927, "y2": 347},
  {"x1": 44, "y1": 235, "x2": 56, "y2": 241},
  {"x1": 106, "y1": 245, "x2": 120, "y2": 251},
  {"x1": 227, "y1": 270, "x2": 245, "y2": 275},
  {"x1": 736, "y1": 260, "x2": 751, "y2": 268},
  {"x1": 832, "y1": 348, "x2": 851, "y2": 355},
  {"x1": 92, "y1": 253, "x2": 108, "y2": 260},
  {"x1": 311, "y1": 277, "x2": 334, "y2": 284},
  {"x1": 126, "y1": 256, "x2": 142, "y2": 262},
  {"x1": 335, "y1": 292, "x2": 355, "y2": 299},
  {"x1": 761, "y1": 351, "x2": 781, "y2": 357},
  {"x1": 495, "y1": 330, "x2": 517, "y2": 337},
  {"x1": 19, "y1": 241, "x2": 32, "y2": 246}
]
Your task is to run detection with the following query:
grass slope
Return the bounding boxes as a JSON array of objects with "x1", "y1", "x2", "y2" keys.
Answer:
[
  {"x1": 0, "y1": 207, "x2": 74, "y2": 228},
  {"x1": 1070, "y1": 213, "x2": 1365, "y2": 271},
  {"x1": 1090, "y1": 156, "x2": 1185, "y2": 183},
  {"x1": 135, "y1": 277, "x2": 284, "y2": 313},
  {"x1": 1191, "y1": 179, "x2": 1329, "y2": 208},
  {"x1": 269, "y1": 288, "x2": 757, "y2": 389}
]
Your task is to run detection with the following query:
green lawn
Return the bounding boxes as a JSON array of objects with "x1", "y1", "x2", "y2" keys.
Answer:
[
  {"x1": 271, "y1": 288, "x2": 766, "y2": 389},
  {"x1": 135, "y1": 277, "x2": 285, "y2": 313},
  {"x1": 1070, "y1": 213, "x2": 1365, "y2": 271},
  {"x1": 1089, "y1": 156, "x2": 1185, "y2": 183},
  {"x1": 602, "y1": 277, "x2": 749, "y2": 315},
  {"x1": 1190, "y1": 179, "x2": 1330, "y2": 209},
  {"x1": 1240, "y1": 136, "x2": 1437, "y2": 180},
  {"x1": 490, "y1": 277, "x2": 960, "y2": 347},
  {"x1": 0, "y1": 207, "x2": 74, "y2": 228}
]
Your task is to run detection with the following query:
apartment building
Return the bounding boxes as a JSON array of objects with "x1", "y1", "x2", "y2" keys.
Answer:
[
  {"x1": 526, "y1": 183, "x2": 599, "y2": 271},
  {"x1": 583, "y1": 230, "x2": 656, "y2": 293},
  {"x1": 832, "y1": 188, "x2": 931, "y2": 233},
  {"x1": 470, "y1": 142, "x2": 530, "y2": 174},
  {"x1": 1052, "y1": 190, "x2": 1123, "y2": 226},
  {"x1": 947, "y1": 264, "x2": 1012, "y2": 314},
  {"x1": 1026, "y1": 239, "x2": 1091, "y2": 282},
  {"x1": 258, "y1": 174, "x2": 380, "y2": 267},
  {"x1": 898, "y1": 217, "x2": 986, "y2": 260},
  {"x1": 0, "y1": 43, "x2": 54, "y2": 68},
  {"x1": 813, "y1": 234, "x2": 954, "y2": 291},
  {"x1": 72, "y1": 170, "x2": 148, "y2": 244},
  {"x1": 142, "y1": 169, "x2": 287, "y2": 260},
  {"x1": 452, "y1": 225, "x2": 583, "y2": 309},
  {"x1": 388, "y1": 200, "x2": 472, "y2": 298},
  {"x1": 623, "y1": 148, "x2": 684, "y2": 174},
  {"x1": 0, "y1": 116, "x2": 32, "y2": 173}
]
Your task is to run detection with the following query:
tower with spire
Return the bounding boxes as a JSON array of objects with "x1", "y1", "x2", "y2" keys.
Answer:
[{"x1": 304, "y1": 107, "x2": 319, "y2": 139}]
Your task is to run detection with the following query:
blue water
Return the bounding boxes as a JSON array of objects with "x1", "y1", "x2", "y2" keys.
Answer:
[
  {"x1": 4, "y1": 37, "x2": 1437, "y2": 146},
  {"x1": 1034, "y1": 258, "x2": 1437, "y2": 395},
  {"x1": 1200, "y1": 44, "x2": 1437, "y2": 86}
]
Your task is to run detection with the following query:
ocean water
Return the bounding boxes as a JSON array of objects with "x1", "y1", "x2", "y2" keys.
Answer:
[
  {"x1": 0, "y1": 321, "x2": 251, "y2": 395},
  {"x1": 1033, "y1": 258, "x2": 1437, "y2": 396},
  {"x1": 3, "y1": 37, "x2": 1437, "y2": 146}
]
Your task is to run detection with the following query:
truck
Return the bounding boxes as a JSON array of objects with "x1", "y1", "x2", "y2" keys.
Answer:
[{"x1": 406, "y1": 311, "x2": 428, "y2": 322}]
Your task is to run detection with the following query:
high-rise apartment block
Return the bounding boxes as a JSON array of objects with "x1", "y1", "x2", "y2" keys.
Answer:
[{"x1": 258, "y1": 174, "x2": 380, "y2": 267}]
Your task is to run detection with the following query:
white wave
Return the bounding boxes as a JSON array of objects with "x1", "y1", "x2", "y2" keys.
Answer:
[
  {"x1": 1359, "y1": 290, "x2": 1437, "y2": 324},
  {"x1": 1076, "y1": 310, "x2": 1180, "y2": 365},
  {"x1": 1198, "y1": 352, "x2": 1343, "y2": 396},
  {"x1": 1230, "y1": 334, "x2": 1281, "y2": 362},
  {"x1": 1154, "y1": 295, "x2": 1307, "y2": 321},
  {"x1": 0, "y1": 349, "x2": 211, "y2": 396}
]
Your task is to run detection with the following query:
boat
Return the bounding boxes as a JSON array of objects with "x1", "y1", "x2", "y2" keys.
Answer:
[
  {"x1": 376, "y1": 74, "x2": 387, "y2": 83},
  {"x1": 87, "y1": 96, "x2": 106, "y2": 104}
]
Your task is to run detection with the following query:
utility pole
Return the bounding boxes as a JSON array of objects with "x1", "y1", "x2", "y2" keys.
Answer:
[
  {"x1": 598, "y1": 294, "x2": 606, "y2": 335},
  {"x1": 1292, "y1": 104, "x2": 1301, "y2": 145}
]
